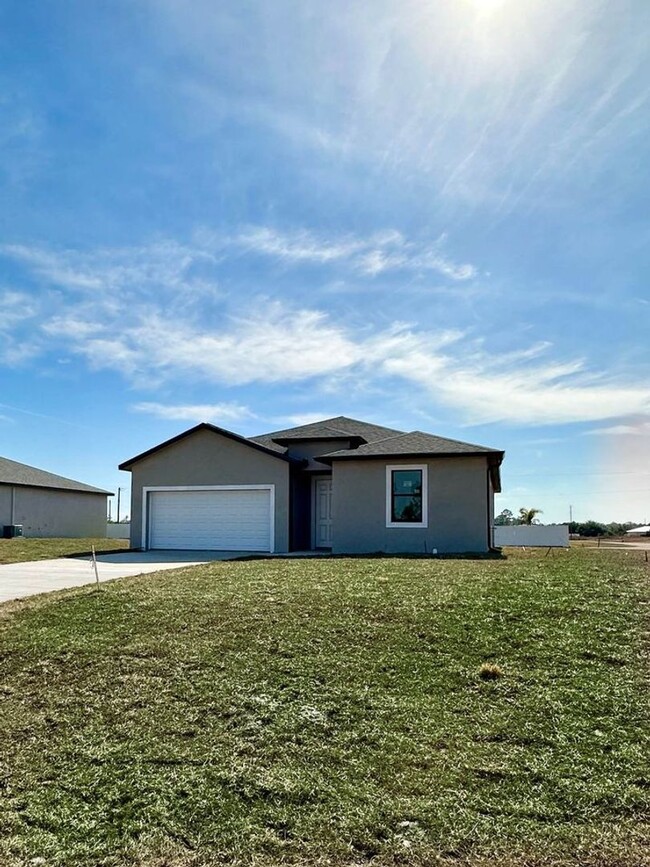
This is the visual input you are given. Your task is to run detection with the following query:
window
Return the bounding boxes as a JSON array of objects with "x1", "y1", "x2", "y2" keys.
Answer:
[{"x1": 386, "y1": 465, "x2": 428, "y2": 528}]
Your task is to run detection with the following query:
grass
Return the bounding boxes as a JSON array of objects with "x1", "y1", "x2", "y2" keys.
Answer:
[
  {"x1": 0, "y1": 548, "x2": 648, "y2": 866},
  {"x1": 0, "y1": 537, "x2": 129, "y2": 564}
]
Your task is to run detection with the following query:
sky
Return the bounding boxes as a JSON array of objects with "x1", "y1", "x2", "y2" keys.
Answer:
[{"x1": 1, "y1": 0, "x2": 649, "y2": 524}]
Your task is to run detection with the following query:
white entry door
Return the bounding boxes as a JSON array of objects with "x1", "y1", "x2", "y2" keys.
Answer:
[{"x1": 314, "y1": 477, "x2": 333, "y2": 548}]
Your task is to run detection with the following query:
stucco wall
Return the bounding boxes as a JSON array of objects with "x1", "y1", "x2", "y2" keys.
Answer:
[
  {"x1": 128, "y1": 429, "x2": 290, "y2": 552},
  {"x1": 0, "y1": 484, "x2": 107, "y2": 538},
  {"x1": 331, "y1": 456, "x2": 491, "y2": 554}
]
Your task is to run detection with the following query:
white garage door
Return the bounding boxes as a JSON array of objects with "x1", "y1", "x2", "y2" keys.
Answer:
[{"x1": 147, "y1": 488, "x2": 272, "y2": 551}]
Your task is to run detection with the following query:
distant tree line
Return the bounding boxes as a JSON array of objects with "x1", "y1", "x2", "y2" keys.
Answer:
[
  {"x1": 495, "y1": 509, "x2": 645, "y2": 537},
  {"x1": 567, "y1": 520, "x2": 644, "y2": 537}
]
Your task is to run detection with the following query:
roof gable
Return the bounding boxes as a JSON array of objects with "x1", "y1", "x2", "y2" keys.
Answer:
[
  {"x1": 0, "y1": 456, "x2": 111, "y2": 495},
  {"x1": 119, "y1": 422, "x2": 295, "y2": 471}
]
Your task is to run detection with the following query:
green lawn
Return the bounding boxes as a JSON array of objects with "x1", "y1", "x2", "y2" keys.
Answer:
[
  {"x1": 0, "y1": 537, "x2": 129, "y2": 564},
  {"x1": 0, "y1": 549, "x2": 648, "y2": 866}
]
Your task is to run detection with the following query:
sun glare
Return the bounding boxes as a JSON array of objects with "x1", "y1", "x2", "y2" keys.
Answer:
[
  {"x1": 473, "y1": 0, "x2": 507, "y2": 8},
  {"x1": 469, "y1": 0, "x2": 508, "y2": 16}
]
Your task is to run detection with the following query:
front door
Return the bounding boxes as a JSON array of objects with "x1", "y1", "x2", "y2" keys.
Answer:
[{"x1": 314, "y1": 477, "x2": 333, "y2": 548}]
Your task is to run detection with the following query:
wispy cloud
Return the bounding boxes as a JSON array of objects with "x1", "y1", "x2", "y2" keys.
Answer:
[
  {"x1": 155, "y1": 0, "x2": 650, "y2": 218},
  {"x1": 0, "y1": 289, "x2": 41, "y2": 364},
  {"x1": 1, "y1": 240, "x2": 222, "y2": 300},
  {"x1": 2, "y1": 237, "x2": 649, "y2": 428},
  {"x1": 227, "y1": 226, "x2": 477, "y2": 280},
  {"x1": 233, "y1": 226, "x2": 366, "y2": 265},
  {"x1": 385, "y1": 348, "x2": 650, "y2": 426},
  {"x1": 51, "y1": 304, "x2": 367, "y2": 386},
  {"x1": 0, "y1": 401, "x2": 93, "y2": 429},
  {"x1": 1, "y1": 226, "x2": 477, "y2": 293},
  {"x1": 32, "y1": 297, "x2": 650, "y2": 426},
  {"x1": 0, "y1": 90, "x2": 46, "y2": 187},
  {"x1": 132, "y1": 402, "x2": 255, "y2": 424},
  {"x1": 585, "y1": 418, "x2": 650, "y2": 437},
  {"x1": 0, "y1": 290, "x2": 39, "y2": 326}
]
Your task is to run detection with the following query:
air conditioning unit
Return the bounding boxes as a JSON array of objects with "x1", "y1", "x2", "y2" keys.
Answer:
[{"x1": 3, "y1": 524, "x2": 23, "y2": 538}]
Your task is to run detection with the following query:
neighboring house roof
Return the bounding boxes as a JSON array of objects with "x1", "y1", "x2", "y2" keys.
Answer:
[
  {"x1": 118, "y1": 422, "x2": 299, "y2": 470},
  {"x1": 0, "y1": 456, "x2": 112, "y2": 495},
  {"x1": 627, "y1": 525, "x2": 650, "y2": 534},
  {"x1": 250, "y1": 416, "x2": 404, "y2": 448}
]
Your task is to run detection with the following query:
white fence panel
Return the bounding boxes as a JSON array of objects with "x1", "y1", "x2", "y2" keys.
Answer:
[
  {"x1": 107, "y1": 522, "x2": 131, "y2": 540},
  {"x1": 494, "y1": 524, "x2": 569, "y2": 548}
]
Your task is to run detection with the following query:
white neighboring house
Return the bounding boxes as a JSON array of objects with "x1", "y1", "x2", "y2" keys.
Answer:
[
  {"x1": 493, "y1": 524, "x2": 569, "y2": 548},
  {"x1": 106, "y1": 522, "x2": 131, "y2": 540},
  {"x1": 626, "y1": 525, "x2": 650, "y2": 536}
]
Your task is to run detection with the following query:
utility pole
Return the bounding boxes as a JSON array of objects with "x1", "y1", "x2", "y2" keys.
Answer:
[
  {"x1": 569, "y1": 505, "x2": 573, "y2": 524},
  {"x1": 117, "y1": 487, "x2": 122, "y2": 523}
]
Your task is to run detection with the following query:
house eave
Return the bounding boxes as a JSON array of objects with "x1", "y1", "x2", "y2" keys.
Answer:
[
  {"x1": 0, "y1": 480, "x2": 112, "y2": 496},
  {"x1": 318, "y1": 449, "x2": 505, "y2": 464}
]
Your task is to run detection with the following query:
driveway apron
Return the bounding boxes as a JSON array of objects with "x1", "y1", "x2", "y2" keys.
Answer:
[{"x1": 0, "y1": 551, "x2": 242, "y2": 604}]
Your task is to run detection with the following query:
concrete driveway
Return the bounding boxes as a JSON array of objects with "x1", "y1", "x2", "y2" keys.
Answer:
[{"x1": 0, "y1": 550, "x2": 246, "y2": 605}]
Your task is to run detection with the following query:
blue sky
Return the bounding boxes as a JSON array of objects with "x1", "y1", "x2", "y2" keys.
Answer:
[{"x1": 1, "y1": 0, "x2": 649, "y2": 523}]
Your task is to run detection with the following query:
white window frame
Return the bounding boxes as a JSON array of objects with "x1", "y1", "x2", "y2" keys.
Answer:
[
  {"x1": 385, "y1": 465, "x2": 428, "y2": 529},
  {"x1": 141, "y1": 485, "x2": 275, "y2": 552}
]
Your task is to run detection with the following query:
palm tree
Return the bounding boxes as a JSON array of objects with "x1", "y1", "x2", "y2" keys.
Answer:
[{"x1": 518, "y1": 507, "x2": 543, "y2": 525}]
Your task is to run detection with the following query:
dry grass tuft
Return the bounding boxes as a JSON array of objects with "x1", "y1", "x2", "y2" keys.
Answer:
[{"x1": 478, "y1": 662, "x2": 504, "y2": 680}]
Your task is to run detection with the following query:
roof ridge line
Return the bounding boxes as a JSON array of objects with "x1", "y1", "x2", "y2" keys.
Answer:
[
  {"x1": 251, "y1": 415, "x2": 405, "y2": 441},
  {"x1": 319, "y1": 424, "x2": 364, "y2": 437}
]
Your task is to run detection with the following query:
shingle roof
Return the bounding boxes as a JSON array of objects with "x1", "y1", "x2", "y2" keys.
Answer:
[
  {"x1": 250, "y1": 416, "x2": 404, "y2": 448},
  {"x1": 0, "y1": 456, "x2": 112, "y2": 495},
  {"x1": 319, "y1": 431, "x2": 504, "y2": 459}
]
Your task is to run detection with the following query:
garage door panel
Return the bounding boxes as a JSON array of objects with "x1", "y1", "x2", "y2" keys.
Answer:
[{"x1": 148, "y1": 489, "x2": 272, "y2": 551}]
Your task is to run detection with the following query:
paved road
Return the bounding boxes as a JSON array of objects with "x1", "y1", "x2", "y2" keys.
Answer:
[{"x1": 0, "y1": 550, "x2": 244, "y2": 604}]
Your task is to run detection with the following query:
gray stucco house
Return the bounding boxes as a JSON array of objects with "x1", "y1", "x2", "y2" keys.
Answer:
[
  {"x1": 119, "y1": 416, "x2": 503, "y2": 555},
  {"x1": 0, "y1": 456, "x2": 112, "y2": 538}
]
